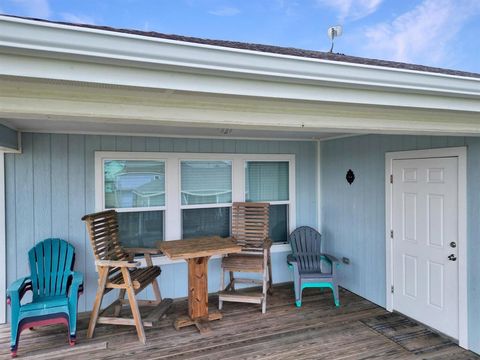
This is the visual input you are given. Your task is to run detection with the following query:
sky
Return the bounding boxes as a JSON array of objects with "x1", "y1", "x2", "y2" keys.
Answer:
[{"x1": 1, "y1": 0, "x2": 480, "y2": 73}]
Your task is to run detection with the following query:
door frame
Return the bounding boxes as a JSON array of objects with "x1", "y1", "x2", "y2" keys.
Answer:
[{"x1": 385, "y1": 147, "x2": 467, "y2": 349}]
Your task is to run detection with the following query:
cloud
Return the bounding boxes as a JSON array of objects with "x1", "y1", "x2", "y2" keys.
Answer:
[
  {"x1": 208, "y1": 6, "x2": 240, "y2": 16},
  {"x1": 11, "y1": 0, "x2": 51, "y2": 18},
  {"x1": 317, "y1": 0, "x2": 382, "y2": 21},
  {"x1": 60, "y1": 13, "x2": 95, "y2": 25},
  {"x1": 362, "y1": 0, "x2": 480, "y2": 65},
  {"x1": 275, "y1": 0, "x2": 300, "y2": 16}
]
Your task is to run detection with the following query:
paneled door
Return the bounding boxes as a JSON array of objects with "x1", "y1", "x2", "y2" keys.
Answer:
[{"x1": 392, "y1": 157, "x2": 458, "y2": 339}]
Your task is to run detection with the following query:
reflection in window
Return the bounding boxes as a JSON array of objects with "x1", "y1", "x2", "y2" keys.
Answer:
[
  {"x1": 181, "y1": 160, "x2": 232, "y2": 205},
  {"x1": 104, "y1": 160, "x2": 165, "y2": 209}
]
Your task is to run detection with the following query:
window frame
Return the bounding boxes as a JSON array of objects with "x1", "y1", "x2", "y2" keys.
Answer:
[
  {"x1": 96, "y1": 154, "x2": 168, "y2": 244},
  {"x1": 95, "y1": 152, "x2": 296, "y2": 257}
]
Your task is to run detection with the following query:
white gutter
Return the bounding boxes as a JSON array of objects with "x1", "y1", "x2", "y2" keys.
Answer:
[{"x1": 0, "y1": 16, "x2": 480, "y2": 109}]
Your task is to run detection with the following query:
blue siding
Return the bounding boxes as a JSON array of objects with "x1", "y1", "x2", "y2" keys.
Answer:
[
  {"x1": 5, "y1": 133, "x2": 318, "y2": 314},
  {"x1": 320, "y1": 134, "x2": 480, "y2": 353},
  {"x1": 0, "y1": 124, "x2": 18, "y2": 150}
]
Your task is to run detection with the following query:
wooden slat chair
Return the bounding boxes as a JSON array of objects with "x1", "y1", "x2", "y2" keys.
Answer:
[
  {"x1": 82, "y1": 210, "x2": 171, "y2": 344},
  {"x1": 7, "y1": 238, "x2": 83, "y2": 358},
  {"x1": 287, "y1": 226, "x2": 340, "y2": 307},
  {"x1": 219, "y1": 202, "x2": 273, "y2": 313}
]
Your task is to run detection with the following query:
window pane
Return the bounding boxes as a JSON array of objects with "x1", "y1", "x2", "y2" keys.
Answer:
[
  {"x1": 182, "y1": 207, "x2": 230, "y2": 239},
  {"x1": 104, "y1": 160, "x2": 165, "y2": 209},
  {"x1": 118, "y1": 210, "x2": 164, "y2": 247},
  {"x1": 270, "y1": 204, "x2": 288, "y2": 243},
  {"x1": 245, "y1": 161, "x2": 289, "y2": 201},
  {"x1": 181, "y1": 161, "x2": 232, "y2": 205}
]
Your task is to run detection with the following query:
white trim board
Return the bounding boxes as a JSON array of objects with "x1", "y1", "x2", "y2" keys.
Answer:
[
  {"x1": 17, "y1": 128, "x2": 334, "y2": 142},
  {"x1": 0, "y1": 153, "x2": 6, "y2": 324},
  {"x1": 316, "y1": 140, "x2": 322, "y2": 231},
  {"x1": 385, "y1": 146, "x2": 468, "y2": 349}
]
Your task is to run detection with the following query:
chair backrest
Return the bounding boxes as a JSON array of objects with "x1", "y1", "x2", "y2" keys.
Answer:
[
  {"x1": 28, "y1": 238, "x2": 75, "y2": 300},
  {"x1": 289, "y1": 226, "x2": 323, "y2": 272},
  {"x1": 82, "y1": 210, "x2": 129, "y2": 264},
  {"x1": 231, "y1": 202, "x2": 269, "y2": 249}
]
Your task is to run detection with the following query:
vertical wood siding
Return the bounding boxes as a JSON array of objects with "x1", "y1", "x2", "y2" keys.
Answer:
[
  {"x1": 5, "y1": 133, "x2": 317, "y2": 314},
  {"x1": 321, "y1": 134, "x2": 480, "y2": 353}
]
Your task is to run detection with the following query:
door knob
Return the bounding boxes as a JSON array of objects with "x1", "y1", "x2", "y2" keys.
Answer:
[
  {"x1": 450, "y1": 241, "x2": 457, "y2": 248},
  {"x1": 448, "y1": 254, "x2": 457, "y2": 261}
]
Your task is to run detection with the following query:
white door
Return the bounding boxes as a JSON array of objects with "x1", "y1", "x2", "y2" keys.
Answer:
[{"x1": 392, "y1": 157, "x2": 458, "y2": 339}]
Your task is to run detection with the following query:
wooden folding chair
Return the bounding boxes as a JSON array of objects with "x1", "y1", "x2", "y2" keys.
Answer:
[
  {"x1": 219, "y1": 202, "x2": 273, "y2": 313},
  {"x1": 82, "y1": 210, "x2": 172, "y2": 344}
]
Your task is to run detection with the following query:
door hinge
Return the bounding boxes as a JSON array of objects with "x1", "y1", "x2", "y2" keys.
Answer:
[
  {"x1": 391, "y1": 285, "x2": 394, "y2": 294},
  {"x1": 390, "y1": 174, "x2": 393, "y2": 184},
  {"x1": 390, "y1": 230, "x2": 394, "y2": 239}
]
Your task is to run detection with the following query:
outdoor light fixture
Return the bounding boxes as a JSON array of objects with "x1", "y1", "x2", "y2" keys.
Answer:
[{"x1": 346, "y1": 169, "x2": 355, "y2": 185}]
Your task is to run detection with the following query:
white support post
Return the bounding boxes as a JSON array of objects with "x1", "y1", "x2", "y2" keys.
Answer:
[{"x1": 0, "y1": 153, "x2": 6, "y2": 324}]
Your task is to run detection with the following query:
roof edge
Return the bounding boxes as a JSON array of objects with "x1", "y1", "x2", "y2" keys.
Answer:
[
  {"x1": 2, "y1": 13, "x2": 479, "y2": 80},
  {"x1": 1, "y1": 14, "x2": 480, "y2": 103}
]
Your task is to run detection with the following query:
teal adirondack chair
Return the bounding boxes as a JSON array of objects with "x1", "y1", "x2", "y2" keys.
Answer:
[{"x1": 7, "y1": 238, "x2": 84, "y2": 357}]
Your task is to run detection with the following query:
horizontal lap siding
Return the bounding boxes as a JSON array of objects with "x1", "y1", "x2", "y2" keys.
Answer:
[
  {"x1": 321, "y1": 134, "x2": 480, "y2": 353},
  {"x1": 5, "y1": 133, "x2": 317, "y2": 313}
]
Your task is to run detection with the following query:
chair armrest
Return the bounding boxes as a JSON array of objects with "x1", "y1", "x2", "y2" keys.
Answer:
[
  {"x1": 124, "y1": 247, "x2": 161, "y2": 256},
  {"x1": 7, "y1": 277, "x2": 31, "y2": 305},
  {"x1": 287, "y1": 253, "x2": 297, "y2": 265},
  {"x1": 95, "y1": 260, "x2": 140, "y2": 268},
  {"x1": 263, "y1": 238, "x2": 273, "y2": 249},
  {"x1": 322, "y1": 253, "x2": 339, "y2": 264},
  {"x1": 321, "y1": 253, "x2": 340, "y2": 276},
  {"x1": 69, "y1": 271, "x2": 84, "y2": 294}
]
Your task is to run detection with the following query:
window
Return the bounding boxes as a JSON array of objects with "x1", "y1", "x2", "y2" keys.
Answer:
[
  {"x1": 102, "y1": 159, "x2": 165, "y2": 247},
  {"x1": 246, "y1": 161, "x2": 290, "y2": 242},
  {"x1": 96, "y1": 152, "x2": 295, "y2": 249},
  {"x1": 181, "y1": 160, "x2": 232, "y2": 239}
]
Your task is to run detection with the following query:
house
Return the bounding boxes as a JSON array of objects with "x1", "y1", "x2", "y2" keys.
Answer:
[{"x1": 1, "y1": 14, "x2": 480, "y2": 355}]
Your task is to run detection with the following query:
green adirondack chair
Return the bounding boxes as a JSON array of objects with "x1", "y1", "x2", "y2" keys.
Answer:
[{"x1": 7, "y1": 238, "x2": 84, "y2": 357}]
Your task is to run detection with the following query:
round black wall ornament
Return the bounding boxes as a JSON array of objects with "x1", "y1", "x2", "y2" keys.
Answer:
[{"x1": 346, "y1": 169, "x2": 355, "y2": 185}]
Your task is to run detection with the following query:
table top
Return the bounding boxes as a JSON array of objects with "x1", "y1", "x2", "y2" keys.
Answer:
[{"x1": 158, "y1": 236, "x2": 242, "y2": 260}]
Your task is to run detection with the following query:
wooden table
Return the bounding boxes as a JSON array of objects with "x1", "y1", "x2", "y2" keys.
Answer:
[{"x1": 159, "y1": 236, "x2": 242, "y2": 333}]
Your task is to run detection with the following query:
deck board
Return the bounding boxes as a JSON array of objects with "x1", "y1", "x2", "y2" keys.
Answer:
[{"x1": 1, "y1": 284, "x2": 477, "y2": 359}]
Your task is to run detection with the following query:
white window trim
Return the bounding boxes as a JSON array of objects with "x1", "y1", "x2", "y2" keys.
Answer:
[
  {"x1": 95, "y1": 152, "x2": 296, "y2": 263},
  {"x1": 385, "y1": 147, "x2": 468, "y2": 349}
]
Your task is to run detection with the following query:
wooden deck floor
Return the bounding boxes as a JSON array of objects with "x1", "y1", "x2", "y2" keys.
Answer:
[{"x1": 0, "y1": 284, "x2": 478, "y2": 359}]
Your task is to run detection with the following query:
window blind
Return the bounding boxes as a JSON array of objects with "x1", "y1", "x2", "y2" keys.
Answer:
[
  {"x1": 181, "y1": 160, "x2": 232, "y2": 205},
  {"x1": 245, "y1": 161, "x2": 289, "y2": 202}
]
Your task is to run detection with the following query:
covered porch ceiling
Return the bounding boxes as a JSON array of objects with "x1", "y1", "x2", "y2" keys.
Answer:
[{"x1": 1, "y1": 75, "x2": 480, "y2": 141}]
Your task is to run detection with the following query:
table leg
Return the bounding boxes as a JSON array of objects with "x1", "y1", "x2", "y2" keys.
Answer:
[
  {"x1": 174, "y1": 256, "x2": 223, "y2": 333},
  {"x1": 188, "y1": 256, "x2": 208, "y2": 318}
]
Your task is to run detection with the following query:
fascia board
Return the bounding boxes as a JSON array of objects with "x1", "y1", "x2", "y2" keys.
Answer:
[{"x1": 1, "y1": 16, "x2": 480, "y2": 100}]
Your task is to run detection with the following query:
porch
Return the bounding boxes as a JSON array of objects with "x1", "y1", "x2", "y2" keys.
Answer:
[
  {"x1": 2, "y1": 14, "x2": 480, "y2": 357},
  {"x1": 0, "y1": 284, "x2": 477, "y2": 360}
]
